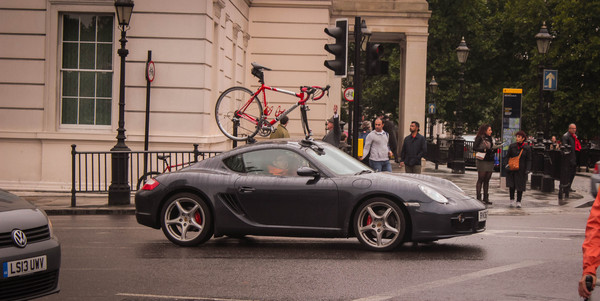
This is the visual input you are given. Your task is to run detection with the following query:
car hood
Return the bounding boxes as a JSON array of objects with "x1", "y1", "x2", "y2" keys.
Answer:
[
  {"x1": 364, "y1": 172, "x2": 470, "y2": 201},
  {"x1": 0, "y1": 189, "x2": 36, "y2": 212}
]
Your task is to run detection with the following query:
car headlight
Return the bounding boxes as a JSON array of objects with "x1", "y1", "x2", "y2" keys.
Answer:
[{"x1": 418, "y1": 184, "x2": 449, "y2": 204}]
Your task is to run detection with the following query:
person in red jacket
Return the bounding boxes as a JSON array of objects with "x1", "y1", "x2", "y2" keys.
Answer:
[{"x1": 579, "y1": 191, "x2": 600, "y2": 298}]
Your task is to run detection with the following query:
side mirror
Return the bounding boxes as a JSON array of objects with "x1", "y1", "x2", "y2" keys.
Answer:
[{"x1": 297, "y1": 166, "x2": 320, "y2": 178}]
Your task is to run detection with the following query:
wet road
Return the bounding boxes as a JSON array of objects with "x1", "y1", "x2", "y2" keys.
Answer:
[{"x1": 40, "y1": 212, "x2": 590, "y2": 301}]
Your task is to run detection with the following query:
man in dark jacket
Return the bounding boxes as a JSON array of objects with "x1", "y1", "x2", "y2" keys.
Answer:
[
  {"x1": 561, "y1": 123, "x2": 580, "y2": 198},
  {"x1": 322, "y1": 105, "x2": 340, "y2": 147},
  {"x1": 399, "y1": 121, "x2": 427, "y2": 174}
]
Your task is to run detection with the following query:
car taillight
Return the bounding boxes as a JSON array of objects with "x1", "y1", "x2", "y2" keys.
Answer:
[
  {"x1": 595, "y1": 162, "x2": 600, "y2": 174},
  {"x1": 142, "y1": 178, "x2": 160, "y2": 190}
]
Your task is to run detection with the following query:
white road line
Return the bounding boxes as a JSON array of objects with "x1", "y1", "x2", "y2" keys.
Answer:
[
  {"x1": 116, "y1": 292, "x2": 257, "y2": 301},
  {"x1": 352, "y1": 260, "x2": 544, "y2": 301}
]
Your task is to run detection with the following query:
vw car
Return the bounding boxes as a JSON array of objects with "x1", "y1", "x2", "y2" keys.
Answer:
[
  {"x1": 0, "y1": 189, "x2": 60, "y2": 300},
  {"x1": 135, "y1": 140, "x2": 486, "y2": 251}
]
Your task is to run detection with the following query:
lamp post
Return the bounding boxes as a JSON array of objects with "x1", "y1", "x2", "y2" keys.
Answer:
[
  {"x1": 428, "y1": 76, "x2": 438, "y2": 141},
  {"x1": 534, "y1": 22, "x2": 554, "y2": 192},
  {"x1": 452, "y1": 37, "x2": 469, "y2": 174},
  {"x1": 108, "y1": 0, "x2": 134, "y2": 205}
]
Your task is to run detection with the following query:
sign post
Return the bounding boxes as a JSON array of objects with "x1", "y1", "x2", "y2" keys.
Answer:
[
  {"x1": 543, "y1": 69, "x2": 557, "y2": 91},
  {"x1": 500, "y1": 88, "x2": 522, "y2": 186}
]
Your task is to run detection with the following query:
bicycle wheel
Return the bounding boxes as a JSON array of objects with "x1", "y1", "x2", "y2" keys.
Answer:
[{"x1": 215, "y1": 86, "x2": 263, "y2": 141}]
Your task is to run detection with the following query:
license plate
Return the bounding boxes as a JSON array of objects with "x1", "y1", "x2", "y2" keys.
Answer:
[
  {"x1": 478, "y1": 209, "x2": 488, "y2": 222},
  {"x1": 2, "y1": 255, "x2": 47, "y2": 278}
]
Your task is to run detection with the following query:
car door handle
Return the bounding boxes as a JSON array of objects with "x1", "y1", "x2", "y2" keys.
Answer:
[{"x1": 238, "y1": 186, "x2": 255, "y2": 193}]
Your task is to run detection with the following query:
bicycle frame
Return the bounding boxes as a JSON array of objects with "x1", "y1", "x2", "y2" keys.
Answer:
[{"x1": 238, "y1": 83, "x2": 310, "y2": 126}]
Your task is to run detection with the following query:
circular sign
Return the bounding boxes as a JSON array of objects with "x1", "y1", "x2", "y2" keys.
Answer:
[
  {"x1": 146, "y1": 61, "x2": 155, "y2": 82},
  {"x1": 344, "y1": 87, "x2": 354, "y2": 102}
]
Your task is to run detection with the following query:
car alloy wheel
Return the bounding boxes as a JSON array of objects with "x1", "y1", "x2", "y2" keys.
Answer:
[
  {"x1": 354, "y1": 198, "x2": 405, "y2": 251},
  {"x1": 161, "y1": 193, "x2": 213, "y2": 246}
]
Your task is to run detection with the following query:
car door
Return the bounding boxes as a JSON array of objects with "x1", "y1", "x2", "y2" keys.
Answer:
[{"x1": 234, "y1": 148, "x2": 339, "y2": 228}]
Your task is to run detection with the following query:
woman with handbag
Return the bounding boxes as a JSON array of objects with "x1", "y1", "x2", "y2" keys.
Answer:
[
  {"x1": 473, "y1": 124, "x2": 499, "y2": 205},
  {"x1": 505, "y1": 130, "x2": 532, "y2": 208}
]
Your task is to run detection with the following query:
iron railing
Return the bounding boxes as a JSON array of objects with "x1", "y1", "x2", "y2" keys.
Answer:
[{"x1": 70, "y1": 144, "x2": 222, "y2": 206}]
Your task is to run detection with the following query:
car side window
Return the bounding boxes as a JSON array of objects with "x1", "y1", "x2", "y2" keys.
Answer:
[
  {"x1": 241, "y1": 149, "x2": 312, "y2": 177},
  {"x1": 223, "y1": 154, "x2": 245, "y2": 173}
]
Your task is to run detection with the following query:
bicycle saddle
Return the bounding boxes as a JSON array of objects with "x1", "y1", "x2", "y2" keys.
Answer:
[{"x1": 251, "y1": 62, "x2": 271, "y2": 71}]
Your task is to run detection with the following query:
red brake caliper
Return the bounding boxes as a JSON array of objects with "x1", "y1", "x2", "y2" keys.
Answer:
[
  {"x1": 195, "y1": 211, "x2": 202, "y2": 224},
  {"x1": 366, "y1": 215, "x2": 372, "y2": 225}
]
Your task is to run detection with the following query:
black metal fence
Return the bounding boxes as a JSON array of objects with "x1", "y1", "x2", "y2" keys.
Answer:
[{"x1": 70, "y1": 144, "x2": 222, "y2": 206}]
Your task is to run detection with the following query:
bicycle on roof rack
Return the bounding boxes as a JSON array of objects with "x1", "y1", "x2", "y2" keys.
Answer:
[{"x1": 215, "y1": 62, "x2": 330, "y2": 142}]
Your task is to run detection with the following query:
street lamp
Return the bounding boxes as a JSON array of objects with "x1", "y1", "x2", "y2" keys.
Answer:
[
  {"x1": 428, "y1": 76, "x2": 438, "y2": 141},
  {"x1": 452, "y1": 37, "x2": 469, "y2": 174},
  {"x1": 535, "y1": 22, "x2": 552, "y2": 138},
  {"x1": 108, "y1": 0, "x2": 134, "y2": 205}
]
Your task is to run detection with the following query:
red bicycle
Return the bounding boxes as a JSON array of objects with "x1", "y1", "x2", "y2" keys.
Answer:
[{"x1": 215, "y1": 62, "x2": 330, "y2": 141}]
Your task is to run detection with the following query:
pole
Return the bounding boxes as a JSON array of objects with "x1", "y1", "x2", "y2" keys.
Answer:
[
  {"x1": 352, "y1": 16, "x2": 362, "y2": 159},
  {"x1": 143, "y1": 50, "x2": 152, "y2": 178},
  {"x1": 452, "y1": 65, "x2": 465, "y2": 174},
  {"x1": 108, "y1": 28, "x2": 131, "y2": 205}
]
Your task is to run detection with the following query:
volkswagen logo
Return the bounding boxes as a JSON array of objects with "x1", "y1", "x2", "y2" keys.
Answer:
[{"x1": 12, "y1": 229, "x2": 27, "y2": 248}]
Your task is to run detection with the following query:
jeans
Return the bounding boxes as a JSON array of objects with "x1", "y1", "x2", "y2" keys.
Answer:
[{"x1": 369, "y1": 159, "x2": 392, "y2": 172}]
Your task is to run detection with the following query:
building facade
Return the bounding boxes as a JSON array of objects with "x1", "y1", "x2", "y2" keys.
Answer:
[{"x1": 0, "y1": 0, "x2": 430, "y2": 192}]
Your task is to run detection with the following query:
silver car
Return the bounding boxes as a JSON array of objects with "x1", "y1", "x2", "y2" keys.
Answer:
[
  {"x1": 592, "y1": 161, "x2": 600, "y2": 198},
  {"x1": 0, "y1": 189, "x2": 60, "y2": 300}
]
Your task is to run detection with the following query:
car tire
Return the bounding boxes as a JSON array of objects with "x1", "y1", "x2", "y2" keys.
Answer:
[
  {"x1": 354, "y1": 198, "x2": 406, "y2": 251},
  {"x1": 160, "y1": 193, "x2": 213, "y2": 247}
]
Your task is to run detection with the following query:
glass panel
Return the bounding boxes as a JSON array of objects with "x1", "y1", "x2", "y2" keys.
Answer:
[
  {"x1": 96, "y1": 72, "x2": 112, "y2": 97},
  {"x1": 80, "y1": 15, "x2": 96, "y2": 42},
  {"x1": 97, "y1": 16, "x2": 113, "y2": 42},
  {"x1": 63, "y1": 15, "x2": 79, "y2": 42},
  {"x1": 97, "y1": 44, "x2": 112, "y2": 70},
  {"x1": 80, "y1": 72, "x2": 95, "y2": 97},
  {"x1": 80, "y1": 43, "x2": 95, "y2": 69},
  {"x1": 62, "y1": 43, "x2": 78, "y2": 69},
  {"x1": 79, "y1": 98, "x2": 95, "y2": 124},
  {"x1": 96, "y1": 99, "x2": 111, "y2": 125},
  {"x1": 62, "y1": 71, "x2": 78, "y2": 97},
  {"x1": 61, "y1": 98, "x2": 78, "y2": 124}
]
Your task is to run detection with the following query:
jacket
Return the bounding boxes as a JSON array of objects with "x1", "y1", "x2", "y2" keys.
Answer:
[
  {"x1": 473, "y1": 135, "x2": 495, "y2": 161},
  {"x1": 322, "y1": 114, "x2": 340, "y2": 147},
  {"x1": 583, "y1": 192, "x2": 600, "y2": 277},
  {"x1": 270, "y1": 124, "x2": 289, "y2": 139},
  {"x1": 400, "y1": 133, "x2": 427, "y2": 166}
]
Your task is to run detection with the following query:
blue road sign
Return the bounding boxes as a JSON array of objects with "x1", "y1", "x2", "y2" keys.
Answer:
[
  {"x1": 427, "y1": 103, "x2": 436, "y2": 114},
  {"x1": 543, "y1": 69, "x2": 558, "y2": 91}
]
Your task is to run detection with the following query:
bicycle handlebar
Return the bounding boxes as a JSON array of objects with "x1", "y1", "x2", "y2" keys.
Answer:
[{"x1": 300, "y1": 85, "x2": 330, "y2": 101}]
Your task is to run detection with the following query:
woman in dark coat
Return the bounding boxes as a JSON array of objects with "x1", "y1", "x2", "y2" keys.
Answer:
[
  {"x1": 505, "y1": 130, "x2": 532, "y2": 208},
  {"x1": 473, "y1": 124, "x2": 499, "y2": 205}
]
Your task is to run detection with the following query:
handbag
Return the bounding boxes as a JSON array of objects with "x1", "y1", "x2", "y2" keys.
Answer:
[
  {"x1": 508, "y1": 149, "x2": 524, "y2": 171},
  {"x1": 475, "y1": 152, "x2": 486, "y2": 160}
]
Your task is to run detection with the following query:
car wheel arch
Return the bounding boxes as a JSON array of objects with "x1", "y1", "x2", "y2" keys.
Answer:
[
  {"x1": 348, "y1": 194, "x2": 413, "y2": 242},
  {"x1": 155, "y1": 187, "x2": 214, "y2": 229}
]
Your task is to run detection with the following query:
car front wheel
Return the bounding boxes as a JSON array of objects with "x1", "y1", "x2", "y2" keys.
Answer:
[
  {"x1": 354, "y1": 198, "x2": 405, "y2": 251},
  {"x1": 160, "y1": 193, "x2": 213, "y2": 246}
]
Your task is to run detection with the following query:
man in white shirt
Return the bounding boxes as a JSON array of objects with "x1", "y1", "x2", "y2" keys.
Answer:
[{"x1": 359, "y1": 118, "x2": 392, "y2": 172}]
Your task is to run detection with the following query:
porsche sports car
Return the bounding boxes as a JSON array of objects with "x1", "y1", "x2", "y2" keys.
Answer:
[
  {"x1": 135, "y1": 139, "x2": 486, "y2": 251},
  {"x1": 0, "y1": 189, "x2": 61, "y2": 300}
]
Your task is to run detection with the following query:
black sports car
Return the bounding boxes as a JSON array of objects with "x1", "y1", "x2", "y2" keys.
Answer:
[{"x1": 135, "y1": 139, "x2": 486, "y2": 251}]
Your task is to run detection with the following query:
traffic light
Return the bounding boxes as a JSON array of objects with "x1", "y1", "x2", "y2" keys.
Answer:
[
  {"x1": 366, "y1": 43, "x2": 389, "y2": 76},
  {"x1": 324, "y1": 19, "x2": 348, "y2": 77}
]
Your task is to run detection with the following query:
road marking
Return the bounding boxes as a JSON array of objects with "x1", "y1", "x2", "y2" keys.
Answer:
[
  {"x1": 352, "y1": 260, "x2": 544, "y2": 301},
  {"x1": 116, "y1": 292, "x2": 256, "y2": 301}
]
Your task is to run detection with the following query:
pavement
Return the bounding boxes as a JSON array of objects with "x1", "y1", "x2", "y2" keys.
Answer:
[{"x1": 12, "y1": 162, "x2": 596, "y2": 216}]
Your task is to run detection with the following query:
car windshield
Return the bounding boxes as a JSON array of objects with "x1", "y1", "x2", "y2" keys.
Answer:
[{"x1": 305, "y1": 143, "x2": 373, "y2": 176}]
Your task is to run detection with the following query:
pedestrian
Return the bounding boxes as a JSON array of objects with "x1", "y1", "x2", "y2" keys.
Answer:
[
  {"x1": 505, "y1": 130, "x2": 532, "y2": 208},
  {"x1": 578, "y1": 191, "x2": 600, "y2": 299},
  {"x1": 322, "y1": 105, "x2": 340, "y2": 147},
  {"x1": 473, "y1": 124, "x2": 499, "y2": 205},
  {"x1": 549, "y1": 135, "x2": 560, "y2": 150},
  {"x1": 359, "y1": 118, "x2": 392, "y2": 172},
  {"x1": 399, "y1": 121, "x2": 427, "y2": 174},
  {"x1": 358, "y1": 121, "x2": 372, "y2": 164},
  {"x1": 269, "y1": 115, "x2": 290, "y2": 139},
  {"x1": 560, "y1": 123, "x2": 580, "y2": 197}
]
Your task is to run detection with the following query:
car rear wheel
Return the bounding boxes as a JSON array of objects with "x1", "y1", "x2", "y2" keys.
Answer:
[
  {"x1": 354, "y1": 198, "x2": 405, "y2": 251},
  {"x1": 160, "y1": 193, "x2": 213, "y2": 246}
]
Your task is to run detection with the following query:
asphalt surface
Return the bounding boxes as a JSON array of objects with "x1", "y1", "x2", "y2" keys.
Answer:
[{"x1": 13, "y1": 162, "x2": 595, "y2": 216}]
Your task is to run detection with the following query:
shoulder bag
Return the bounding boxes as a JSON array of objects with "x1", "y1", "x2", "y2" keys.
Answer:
[{"x1": 508, "y1": 149, "x2": 523, "y2": 171}]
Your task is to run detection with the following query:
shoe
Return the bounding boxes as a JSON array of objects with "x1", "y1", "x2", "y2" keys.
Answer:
[
  {"x1": 510, "y1": 200, "x2": 515, "y2": 208},
  {"x1": 516, "y1": 202, "x2": 522, "y2": 208},
  {"x1": 569, "y1": 188, "x2": 576, "y2": 192}
]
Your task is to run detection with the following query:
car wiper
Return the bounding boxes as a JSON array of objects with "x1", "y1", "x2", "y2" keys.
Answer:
[{"x1": 355, "y1": 170, "x2": 372, "y2": 175}]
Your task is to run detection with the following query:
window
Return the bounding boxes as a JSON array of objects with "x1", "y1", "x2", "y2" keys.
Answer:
[
  {"x1": 223, "y1": 149, "x2": 312, "y2": 177},
  {"x1": 60, "y1": 14, "x2": 113, "y2": 126}
]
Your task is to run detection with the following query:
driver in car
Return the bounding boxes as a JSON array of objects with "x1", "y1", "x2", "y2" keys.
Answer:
[{"x1": 268, "y1": 155, "x2": 292, "y2": 176}]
